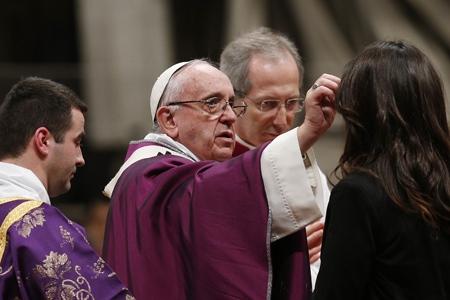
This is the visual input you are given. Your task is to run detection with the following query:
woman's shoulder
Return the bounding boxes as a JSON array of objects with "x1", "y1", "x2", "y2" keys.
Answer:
[
  {"x1": 335, "y1": 171, "x2": 383, "y2": 195},
  {"x1": 330, "y1": 171, "x2": 388, "y2": 213}
]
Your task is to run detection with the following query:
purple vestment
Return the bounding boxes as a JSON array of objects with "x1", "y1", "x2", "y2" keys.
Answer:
[
  {"x1": 103, "y1": 140, "x2": 311, "y2": 299},
  {"x1": 233, "y1": 139, "x2": 312, "y2": 299},
  {"x1": 0, "y1": 198, "x2": 133, "y2": 299}
]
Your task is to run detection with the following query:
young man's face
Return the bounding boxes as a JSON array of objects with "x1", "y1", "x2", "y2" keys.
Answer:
[
  {"x1": 235, "y1": 52, "x2": 301, "y2": 146},
  {"x1": 47, "y1": 108, "x2": 85, "y2": 197},
  {"x1": 170, "y1": 63, "x2": 237, "y2": 162}
]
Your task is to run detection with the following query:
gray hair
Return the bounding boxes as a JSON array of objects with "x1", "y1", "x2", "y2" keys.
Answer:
[{"x1": 220, "y1": 27, "x2": 304, "y2": 96}]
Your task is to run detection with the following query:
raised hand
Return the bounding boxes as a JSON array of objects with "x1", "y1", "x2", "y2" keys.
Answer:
[{"x1": 297, "y1": 73, "x2": 340, "y2": 152}]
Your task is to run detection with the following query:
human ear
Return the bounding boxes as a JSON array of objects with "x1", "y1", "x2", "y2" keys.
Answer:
[
  {"x1": 156, "y1": 106, "x2": 179, "y2": 138},
  {"x1": 33, "y1": 127, "x2": 52, "y2": 157}
]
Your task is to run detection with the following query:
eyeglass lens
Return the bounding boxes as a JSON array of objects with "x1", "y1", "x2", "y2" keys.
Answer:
[
  {"x1": 260, "y1": 98, "x2": 303, "y2": 112},
  {"x1": 204, "y1": 97, "x2": 246, "y2": 117}
]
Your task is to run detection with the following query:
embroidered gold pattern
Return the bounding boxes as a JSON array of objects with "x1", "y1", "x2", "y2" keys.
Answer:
[
  {"x1": 34, "y1": 251, "x2": 95, "y2": 299},
  {"x1": 90, "y1": 257, "x2": 105, "y2": 279},
  {"x1": 62, "y1": 265, "x2": 95, "y2": 299},
  {"x1": 34, "y1": 251, "x2": 71, "y2": 280},
  {"x1": 66, "y1": 218, "x2": 89, "y2": 244},
  {"x1": 0, "y1": 200, "x2": 43, "y2": 262},
  {"x1": 16, "y1": 208, "x2": 46, "y2": 238},
  {"x1": 126, "y1": 294, "x2": 136, "y2": 300},
  {"x1": 0, "y1": 197, "x2": 37, "y2": 205},
  {"x1": 59, "y1": 226, "x2": 74, "y2": 249}
]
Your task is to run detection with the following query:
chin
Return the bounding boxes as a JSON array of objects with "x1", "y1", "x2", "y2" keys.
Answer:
[
  {"x1": 263, "y1": 133, "x2": 278, "y2": 141},
  {"x1": 214, "y1": 150, "x2": 233, "y2": 162}
]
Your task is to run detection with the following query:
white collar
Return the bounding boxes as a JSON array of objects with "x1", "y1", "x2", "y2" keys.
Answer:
[
  {"x1": 0, "y1": 162, "x2": 50, "y2": 204},
  {"x1": 104, "y1": 133, "x2": 199, "y2": 198},
  {"x1": 143, "y1": 133, "x2": 200, "y2": 162}
]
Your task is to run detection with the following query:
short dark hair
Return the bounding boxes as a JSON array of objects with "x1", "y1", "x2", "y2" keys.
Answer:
[
  {"x1": 0, "y1": 77, "x2": 87, "y2": 159},
  {"x1": 336, "y1": 40, "x2": 450, "y2": 233}
]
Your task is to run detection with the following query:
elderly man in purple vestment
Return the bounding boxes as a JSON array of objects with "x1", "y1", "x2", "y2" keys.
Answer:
[
  {"x1": 103, "y1": 59, "x2": 338, "y2": 299},
  {"x1": 0, "y1": 77, "x2": 134, "y2": 299},
  {"x1": 220, "y1": 27, "x2": 341, "y2": 289}
]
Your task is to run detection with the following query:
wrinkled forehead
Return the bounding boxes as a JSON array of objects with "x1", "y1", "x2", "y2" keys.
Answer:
[{"x1": 178, "y1": 63, "x2": 235, "y2": 99}]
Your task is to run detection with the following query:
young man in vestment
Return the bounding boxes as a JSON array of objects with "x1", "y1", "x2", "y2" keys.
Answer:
[
  {"x1": 103, "y1": 59, "x2": 337, "y2": 299},
  {"x1": 0, "y1": 77, "x2": 134, "y2": 299},
  {"x1": 220, "y1": 27, "x2": 341, "y2": 289}
]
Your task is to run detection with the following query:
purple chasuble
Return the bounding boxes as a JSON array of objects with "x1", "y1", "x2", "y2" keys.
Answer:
[
  {"x1": 0, "y1": 198, "x2": 133, "y2": 299},
  {"x1": 233, "y1": 140, "x2": 312, "y2": 300},
  {"x1": 104, "y1": 140, "x2": 311, "y2": 299},
  {"x1": 104, "y1": 143, "x2": 269, "y2": 299}
]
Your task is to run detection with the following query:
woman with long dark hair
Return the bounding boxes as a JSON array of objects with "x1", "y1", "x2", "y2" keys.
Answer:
[{"x1": 314, "y1": 40, "x2": 450, "y2": 299}]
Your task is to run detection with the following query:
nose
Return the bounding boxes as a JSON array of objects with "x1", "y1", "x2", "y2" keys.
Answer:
[
  {"x1": 219, "y1": 103, "x2": 237, "y2": 125},
  {"x1": 273, "y1": 105, "x2": 288, "y2": 128},
  {"x1": 76, "y1": 151, "x2": 85, "y2": 167}
]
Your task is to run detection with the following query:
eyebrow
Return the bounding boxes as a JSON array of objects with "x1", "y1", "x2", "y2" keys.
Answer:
[
  {"x1": 202, "y1": 92, "x2": 234, "y2": 101},
  {"x1": 75, "y1": 132, "x2": 86, "y2": 141}
]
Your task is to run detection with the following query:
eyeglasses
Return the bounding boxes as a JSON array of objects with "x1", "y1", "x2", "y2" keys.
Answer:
[
  {"x1": 243, "y1": 96, "x2": 304, "y2": 113},
  {"x1": 167, "y1": 96, "x2": 247, "y2": 117}
]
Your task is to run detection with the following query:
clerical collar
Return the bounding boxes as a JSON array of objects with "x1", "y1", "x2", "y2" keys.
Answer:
[
  {"x1": 143, "y1": 133, "x2": 200, "y2": 162},
  {"x1": 0, "y1": 162, "x2": 51, "y2": 204}
]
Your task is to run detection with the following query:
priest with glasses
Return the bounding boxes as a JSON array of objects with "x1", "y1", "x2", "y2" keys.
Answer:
[{"x1": 103, "y1": 59, "x2": 337, "y2": 300}]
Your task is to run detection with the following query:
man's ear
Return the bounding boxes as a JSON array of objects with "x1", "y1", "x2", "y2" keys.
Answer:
[
  {"x1": 33, "y1": 127, "x2": 52, "y2": 157},
  {"x1": 156, "y1": 106, "x2": 179, "y2": 138}
]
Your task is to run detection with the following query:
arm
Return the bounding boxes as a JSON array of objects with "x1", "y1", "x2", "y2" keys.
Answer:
[
  {"x1": 261, "y1": 129, "x2": 327, "y2": 241},
  {"x1": 10, "y1": 203, "x2": 134, "y2": 299}
]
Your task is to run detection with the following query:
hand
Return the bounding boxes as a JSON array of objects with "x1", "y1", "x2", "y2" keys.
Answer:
[
  {"x1": 306, "y1": 220, "x2": 324, "y2": 264},
  {"x1": 298, "y1": 74, "x2": 340, "y2": 152}
]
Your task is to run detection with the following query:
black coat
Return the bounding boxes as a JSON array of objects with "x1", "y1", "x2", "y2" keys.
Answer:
[{"x1": 314, "y1": 172, "x2": 450, "y2": 300}]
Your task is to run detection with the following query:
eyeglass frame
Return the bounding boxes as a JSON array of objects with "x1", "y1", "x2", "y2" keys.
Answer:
[
  {"x1": 166, "y1": 96, "x2": 248, "y2": 117},
  {"x1": 235, "y1": 90, "x2": 305, "y2": 114}
]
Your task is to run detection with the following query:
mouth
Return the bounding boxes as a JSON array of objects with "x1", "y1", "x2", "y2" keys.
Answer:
[{"x1": 215, "y1": 130, "x2": 235, "y2": 143}]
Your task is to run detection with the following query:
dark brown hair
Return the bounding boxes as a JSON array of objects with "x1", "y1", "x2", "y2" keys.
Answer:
[
  {"x1": 335, "y1": 40, "x2": 450, "y2": 233},
  {"x1": 0, "y1": 77, "x2": 87, "y2": 159}
]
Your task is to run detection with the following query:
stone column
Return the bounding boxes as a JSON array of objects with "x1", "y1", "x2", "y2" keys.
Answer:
[{"x1": 78, "y1": 0, "x2": 173, "y2": 147}]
